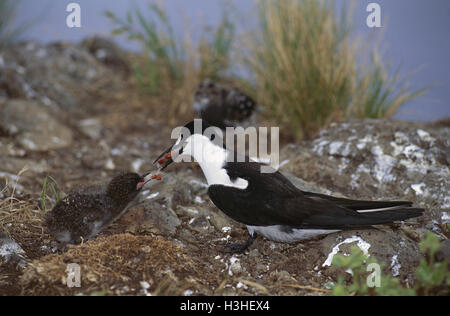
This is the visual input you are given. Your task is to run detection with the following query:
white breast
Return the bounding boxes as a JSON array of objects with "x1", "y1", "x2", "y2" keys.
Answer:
[
  {"x1": 189, "y1": 134, "x2": 248, "y2": 190},
  {"x1": 247, "y1": 225, "x2": 339, "y2": 243}
]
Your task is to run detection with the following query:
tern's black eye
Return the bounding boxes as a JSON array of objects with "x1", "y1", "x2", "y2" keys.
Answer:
[{"x1": 210, "y1": 134, "x2": 215, "y2": 141}]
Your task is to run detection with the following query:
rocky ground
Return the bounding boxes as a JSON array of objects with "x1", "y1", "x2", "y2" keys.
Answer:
[{"x1": 0, "y1": 40, "x2": 449, "y2": 296}]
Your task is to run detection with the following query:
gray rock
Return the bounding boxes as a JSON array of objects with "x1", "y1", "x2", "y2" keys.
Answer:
[
  {"x1": 319, "y1": 229, "x2": 422, "y2": 278},
  {"x1": 142, "y1": 197, "x2": 182, "y2": 236},
  {"x1": 0, "y1": 99, "x2": 73, "y2": 151},
  {"x1": 188, "y1": 216, "x2": 211, "y2": 233},
  {"x1": 278, "y1": 120, "x2": 449, "y2": 278},
  {"x1": 281, "y1": 120, "x2": 450, "y2": 226},
  {"x1": 0, "y1": 41, "x2": 124, "y2": 114},
  {"x1": 77, "y1": 118, "x2": 103, "y2": 139},
  {"x1": 0, "y1": 157, "x2": 48, "y2": 175},
  {"x1": 0, "y1": 229, "x2": 27, "y2": 271}
]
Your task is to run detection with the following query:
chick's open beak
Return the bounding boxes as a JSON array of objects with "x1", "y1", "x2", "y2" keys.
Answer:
[
  {"x1": 136, "y1": 177, "x2": 146, "y2": 190},
  {"x1": 136, "y1": 172, "x2": 153, "y2": 190}
]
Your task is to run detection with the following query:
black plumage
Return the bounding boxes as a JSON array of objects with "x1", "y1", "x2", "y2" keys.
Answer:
[
  {"x1": 193, "y1": 80, "x2": 257, "y2": 129},
  {"x1": 208, "y1": 161, "x2": 423, "y2": 230},
  {"x1": 45, "y1": 172, "x2": 144, "y2": 245}
]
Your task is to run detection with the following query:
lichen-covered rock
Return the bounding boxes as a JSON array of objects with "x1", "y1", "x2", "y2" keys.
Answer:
[
  {"x1": 280, "y1": 120, "x2": 449, "y2": 228},
  {"x1": 0, "y1": 229, "x2": 27, "y2": 271},
  {"x1": 278, "y1": 120, "x2": 449, "y2": 279},
  {"x1": 319, "y1": 230, "x2": 422, "y2": 279}
]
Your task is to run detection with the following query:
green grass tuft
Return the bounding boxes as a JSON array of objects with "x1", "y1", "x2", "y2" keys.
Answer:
[
  {"x1": 40, "y1": 176, "x2": 61, "y2": 212},
  {"x1": 0, "y1": 0, "x2": 39, "y2": 48},
  {"x1": 244, "y1": 0, "x2": 426, "y2": 140}
]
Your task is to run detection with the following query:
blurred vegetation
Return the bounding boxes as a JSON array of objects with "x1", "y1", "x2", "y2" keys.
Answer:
[
  {"x1": 105, "y1": 2, "x2": 234, "y2": 92},
  {"x1": 106, "y1": 2, "x2": 235, "y2": 124},
  {"x1": 0, "y1": 0, "x2": 19, "y2": 46},
  {"x1": 106, "y1": 4, "x2": 185, "y2": 95},
  {"x1": 245, "y1": 0, "x2": 425, "y2": 139},
  {"x1": 107, "y1": 0, "x2": 425, "y2": 139},
  {"x1": 0, "y1": 0, "x2": 34, "y2": 48},
  {"x1": 330, "y1": 232, "x2": 449, "y2": 296},
  {"x1": 197, "y1": 6, "x2": 235, "y2": 82}
]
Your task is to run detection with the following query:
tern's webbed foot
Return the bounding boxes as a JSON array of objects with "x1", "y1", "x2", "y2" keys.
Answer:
[
  {"x1": 221, "y1": 233, "x2": 256, "y2": 254},
  {"x1": 224, "y1": 242, "x2": 250, "y2": 254}
]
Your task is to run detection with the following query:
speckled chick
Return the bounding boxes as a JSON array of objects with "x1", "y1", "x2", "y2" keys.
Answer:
[{"x1": 45, "y1": 172, "x2": 145, "y2": 245}]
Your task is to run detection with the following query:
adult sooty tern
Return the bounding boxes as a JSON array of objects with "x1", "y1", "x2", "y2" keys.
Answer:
[{"x1": 154, "y1": 120, "x2": 424, "y2": 253}]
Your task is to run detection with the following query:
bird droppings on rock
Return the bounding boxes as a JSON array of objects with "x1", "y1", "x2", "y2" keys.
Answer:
[
  {"x1": 322, "y1": 236, "x2": 371, "y2": 268},
  {"x1": 104, "y1": 158, "x2": 115, "y2": 170},
  {"x1": 370, "y1": 145, "x2": 397, "y2": 183},
  {"x1": 390, "y1": 254, "x2": 401, "y2": 277},
  {"x1": 328, "y1": 141, "x2": 344, "y2": 155},
  {"x1": 442, "y1": 212, "x2": 450, "y2": 224},
  {"x1": 228, "y1": 256, "x2": 242, "y2": 276},
  {"x1": 417, "y1": 129, "x2": 435, "y2": 143},
  {"x1": 411, "y1": 183, "x2": 426, "y2": 196}
]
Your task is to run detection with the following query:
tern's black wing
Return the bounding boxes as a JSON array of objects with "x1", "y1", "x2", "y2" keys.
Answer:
[
  {"x1": 301, "y1": 191, "x2": 413, "y2": 211},
  {"x1": 208, "y1": 162, "x2": 423, "y2": 229}
]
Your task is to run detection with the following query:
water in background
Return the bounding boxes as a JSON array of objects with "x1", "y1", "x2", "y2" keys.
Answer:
[{"x1": 13, "y1": 0, "x2": 450, "y2": 121}]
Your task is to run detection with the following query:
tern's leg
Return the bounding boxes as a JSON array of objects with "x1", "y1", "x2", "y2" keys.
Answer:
[{"x1": 224, "y1": 232, "x2": 256, "y2": 254}]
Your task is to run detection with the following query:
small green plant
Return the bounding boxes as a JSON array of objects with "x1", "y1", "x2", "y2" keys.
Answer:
[
  {"x1": 106, "y1": 3, "x2": 184, "y2": 95},
  {"x1": 330, "y1": 233, "x2": 449, "y2": 296},
  {"x1": 40, "y1": 176, "x2": 61, "y2": 211},
  {"x1": 105, "y1": 1, "x2": 235, "y2": 96},
  {"x1": 330, "y1": 245, "x2": 415, "y2": 296},
  {"x1": 0, "y1": 0, "x2": 20, "y2": 46},
  {"x1": 0, "y1": 0, "x2": 41, "y2": 48},
  {"x1": 352, "y1": 58, "x2": 427, "y2": 119},
  {"x1": 330, "y1": 245, "x2": 374, "y2": 296},
  {"x1": 415, "y1": 232, "x2": 450, "y2": 295},
  {"x1": 197, "y1": 5, "x2": 235, "y2": 82}
]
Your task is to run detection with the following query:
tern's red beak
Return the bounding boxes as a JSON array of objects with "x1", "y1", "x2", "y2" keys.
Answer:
[{"x1": 154, "y1": 145, "x2": 174, "y2": 170}]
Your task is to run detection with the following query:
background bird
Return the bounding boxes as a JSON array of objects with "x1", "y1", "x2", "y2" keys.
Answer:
[
  {"x1": 45, "y1": 172, "x2": 150, "y2": 245},
  {"x1": 193, "y1": 79, "x2": 258, "y2": 129},
  {"x1": 154, "y1": 120, "x2": 424, "y2": 253}
]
